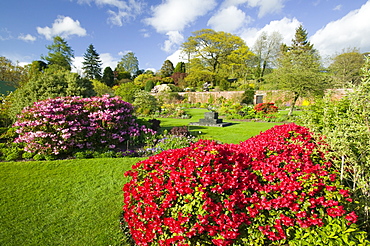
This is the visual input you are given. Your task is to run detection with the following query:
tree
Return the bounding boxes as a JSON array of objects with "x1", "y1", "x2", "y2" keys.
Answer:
[
  {"x1": 252, "y1": 31, "x2": 283, "y2": 81},
  {"x1": 181, "y1": 29, "x2": 253, "y2": 83},
  {"x1": 159, "y1": 60, "x2": 174, "y2": 77},
  {"x1": 41, "y1": 36, "x2": 74, "y2": 70},
  {"x1": 174, "y1": 62, "x2": 186, "y2": 73},
  {"x1": 114, "y1": 81, "x2": 141, "y2": 103},
  {"x1": 269, "y1": 25, "x2": 328, "y2": 116},
  {"x1": 329, "y1": 48, "x2": 365, "y2": 87},
  {"x1": 82, "y1": 44, "x2": 102, "y2": 80},
  {"x1": 0, "y1": 56, "x2": 27, "y2": 87},
  {"x1": 101, "y1": 67, "x2": 115, "y2": 87},
  {"x1": 8, "y1": 65, "x2": 96, "y2": 121},
  {"x1": 116, "y1": 52, "x2": 139, "y2": 76}
]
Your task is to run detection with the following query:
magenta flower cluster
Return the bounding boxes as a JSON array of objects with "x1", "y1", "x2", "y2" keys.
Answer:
[{"x1": 13, "y1": 95, "x2": 155, "y2": 155}]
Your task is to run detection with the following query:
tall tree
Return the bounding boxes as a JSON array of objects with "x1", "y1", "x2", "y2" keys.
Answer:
[
  {"x1": 329, "y1": 48, "x2": 365, "y2": 87},
  {"x1": 0, "y1": 56, "x2": 27, "y2": 88},
  {"x1": 116, "y1": 52, "x2": 139, "y2": 76},
  {"x1": 101, "y1": 67, "x2": 115, "y2": 87},
  {"x1": 270, "y1": 25, "x2": 328, "y2": 116},
  {"x1": 174, "y1": 62, "x2": 186, "y2": 73},
  {"x1": 159, "y1": 60, "x2": 174, "y2": 77},
  {"x1": 82, "y1": 44, "x2": 102, "y2": 80},
  {"x1": 253, "y1": 31, "x2": 283, "y2": 81},
  {"x1": 181, "y1": 29, "x2": 253, "y2": 84},
  {"x1": 41, "y1": 36, "x2": 74, "y2": 71}
]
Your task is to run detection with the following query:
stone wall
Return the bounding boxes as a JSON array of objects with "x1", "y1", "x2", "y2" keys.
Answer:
[{"x1": 178, "y1": 91, "x2": 244, "y2": 104}]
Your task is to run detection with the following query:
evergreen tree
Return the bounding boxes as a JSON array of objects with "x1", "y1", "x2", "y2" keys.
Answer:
[
  {"x1": 174, "y1": 62, "x2": 186, "y2": 73},
  {"x1": 42, "y1": 36, "x2": 74, "y2": 71},
  {"x1": 101, "y1": 67, "x2": 115, "y2": 87},
  {"x1": 82, "y1": 44, "x2": 102, "y2": 80},
  {"x1": 159, "y1": 60, "x2": 174, "y2": 77}
]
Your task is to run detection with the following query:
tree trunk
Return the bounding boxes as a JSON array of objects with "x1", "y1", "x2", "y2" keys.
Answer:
[{"x1": 288, "y1": 92, "x2": 299, "y2": 116}]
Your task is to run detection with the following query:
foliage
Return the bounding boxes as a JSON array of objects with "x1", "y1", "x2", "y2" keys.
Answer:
[
  {"x1": 174, "y1": 62, "x2": 186, "y2": 73},
  {"x1": 159, "y1": 60, "x2": 174, "y2": 77},
  {"x1": 269, "y1": 25, "x2": 328, "y2": 116},
  {"x1": 0, "y1": 94, "x2": 12, "y2": 127},
  {"x1": 117, "y1": 51, "x2": 139, "y2": 76},
  {"x1": 218, "y1": 102, "x2": 256, "y2": 120},
  {"x1": 82, "y1": 44, "x2": 102, "y2": 80},
  {"x1": 133, "y1": 73, "x2": 154, "y2": 88},
  {"x1": 41, "y1": 36, "x2": 74, "y2": 71},
  {"x1": 169, "y1": 125, "x2": 190, "y2": 137},
  {"x1": 171, "y1": 72, "x2": 188, "y2": 87},
  {"x1": 8, "y1": 66, "x2": 96, "y2": 121},
  {"x1": 329, "y1": 48, "x2": 365, "y2": 87},
  {"x1": 123, "y1": 124, "x2": 368, "y2": 245},
  {"x1": 13, "y1": 95, "x2": 155, "y2": 157},
  {"x1": 241, "y1": 85, "x2": 256, "y2": 104},
  {"x1": 101, "y1": 66, "x2": 115, "y2": 87},
  {"x1": 132, "y1": 90, "x2": 160, "y2": 116},
  {"x1": 91, "y1": 79, "x2": 114, "y2": 96},
  {"x1": 298, "y1": 56, "x2": 370, "y2": 234},
  {"x1": 144, "y1": 79, "x2": 155, "y2": 92},
  {"x1": 252, "y1": 31, "x2": 283, "y2": 81},
  {"x1": 0, "y1": 56, "x2": 27, "y2": 88},
  {"x1": 254, "y1": 102, "x2": 279, "y2": 114},
  {"x1": 113, "y1": 81, "x2": 141, "y2": 103}
]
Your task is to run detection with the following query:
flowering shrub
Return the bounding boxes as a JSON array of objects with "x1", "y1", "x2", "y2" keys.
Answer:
[
  {"x1": 254, "y1": 102, "x2": 278, "y2": 114},
  {"x1": 123, "y1": 123, "x2": 368, "y2": 245},
  {"x1": 13, "y1": 95, "x2": 155, "y2": 157}
]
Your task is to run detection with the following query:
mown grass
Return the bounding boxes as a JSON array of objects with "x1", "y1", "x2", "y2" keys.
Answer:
[
  {"x1": 0, "y1": 109, "x2": 285, "y2": 245},
  {"x1": 0, "y1": 158, "x2": 142, "y2": 246},
  {"x1": 157, "y1": 108, "x2": 283, "y2": 144}
]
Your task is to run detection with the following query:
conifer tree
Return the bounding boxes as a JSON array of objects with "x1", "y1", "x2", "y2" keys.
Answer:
[
  {"x1": 42, "y1": 36, "x2": 74, "y2": 71},
  {"x1": 82, "y1": 44, "x2": 102, "y2": 80}
]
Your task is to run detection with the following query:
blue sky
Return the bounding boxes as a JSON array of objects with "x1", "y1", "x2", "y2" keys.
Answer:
[{"x1": 1, "y1": 0, "x2": 370, "y2": 73}]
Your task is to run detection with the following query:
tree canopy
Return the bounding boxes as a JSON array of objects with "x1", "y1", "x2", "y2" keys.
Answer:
[
  {"x1": 116, "y1": 52, "x2": 139, "y2": 76},
  {"x1": 82, "y1": 44, "x2": 102, "y2": 80},
  {"x1": 41, "y1": 36, "x2": 74, "y2": 71}
]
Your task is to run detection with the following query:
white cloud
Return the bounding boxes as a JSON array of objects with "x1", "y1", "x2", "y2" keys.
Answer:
[
  {"x1": 162, "y1": 31, "x2": 184, "y2": 53},
  {"x1": 333, "y1": 4, "x2": 342, "y2": 11},
  {"x1": 207, "y1": 6, "x2": 252, "y2": 32},
  {"x1": 145, "y1": 0, "x2": 217, "y2": 33},
  {"x1": 166, "y1": 49, "x2": 188, "y2": 66},
  {"x1": 311, "y1": 1, "x2": 370, "y2": 58},
  {"x1": 77, "y1": 0, "x2": 144, "y2": 26},
  {"x1": 221, "y1": 0, "x2": 286, "y2": 18},
  {"x1": 72, "y1": 52, "x2": 119, "y2": 74},
  {"x1": 18, "y1": 34, "x2": 36, "y2": 42},
  {"x1": 240, "y1": 17, "x2": 300, "y2": 47},
  {"x1": 37, "y1": 16, "x2": 87, "y2": 40}
]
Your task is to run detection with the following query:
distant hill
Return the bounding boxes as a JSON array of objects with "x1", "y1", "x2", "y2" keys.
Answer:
[{"x1": 0, "y1": 81, "x2": 16, "y2": 95}]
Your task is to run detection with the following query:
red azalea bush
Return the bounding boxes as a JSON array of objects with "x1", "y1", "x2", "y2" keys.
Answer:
[
  {"x1": 123, "y1": 123, "x2": 369, "y2": 245},
  {"x1": 254, "y1": 102, "x2": 278, "y2": 114},
  {"x1": 13, "y1": 95, "x2": 155, "y2": 157}
]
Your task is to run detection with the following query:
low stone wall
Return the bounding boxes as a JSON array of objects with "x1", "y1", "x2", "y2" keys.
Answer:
[{"x1": 178, "y1": 91, "x2": 244, "y2": 104}]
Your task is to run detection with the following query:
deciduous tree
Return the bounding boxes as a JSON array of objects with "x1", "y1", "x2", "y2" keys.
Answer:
[
  {"x1": 41, "y1": 36, "x2": 74, "y2": 71},
  {"x1": 116, "y1": 52, "x2": 139, "y2": 76},
  {"x1": 159, "y1": 60, "x2": 174, "y2": 77}
]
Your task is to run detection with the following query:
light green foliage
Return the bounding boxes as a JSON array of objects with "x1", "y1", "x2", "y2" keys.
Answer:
[
  {"x1": 132, "y1": 90, "x2": 160, "y2": 115},
  {"x1": 8, "y1": 65, "x2": 96, "y2": 121},
  {"x1": 116, "y1": 51, "x2": 139, "y2": 76},
  {"x1": 91, "y1": 79, "x2": 114, "y2": 96},
  {"x1": 329, "y1": 48, "x2": 365, "y2": 87},
  {"x1": 299, "y1": 56, "x2": 370, "y2": 235},
  {"x1": 41, "y1": 36, "x2": 74, "y2": 70},
  {"x1": 133, "y1": 73, "x2": 154, "y2": 88},
  {"x1": 174, "y1": 61, "x2": 186, "y2": 73},
  {"x1": 269, "y1": 25, "x2": 329, "y2": 116},
  {"x1": 113, "y1": 81, "x2": 141, "y2": 103},
  {"x1": 159, "y1": 59, "x2": 174, "y2": 77},
  {"x1": 82, "y1": 44, "x2": 102, "y2": 80},
  {"x1": 0, "y1": 56, "x2": 27, "y2": 88}
]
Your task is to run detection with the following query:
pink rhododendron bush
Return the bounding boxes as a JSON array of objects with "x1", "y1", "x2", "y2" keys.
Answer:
[
  {"x1": 123, "y1": 123, "x2": 369, "y2": 245},
  {"x1": 13, "y1": 95, "x2": 154, "y2": 157}
]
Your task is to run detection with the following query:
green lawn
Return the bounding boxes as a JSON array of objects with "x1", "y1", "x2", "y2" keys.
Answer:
[
  {"x1": 0, "y1": 158, "x2": 142, "y2": 246},
  {"x1": 157, "y1": 108, "x2": 283, "y2": 144},
  {"x1": 0, "y1": 109, "x2": 284, "y2": 245}
]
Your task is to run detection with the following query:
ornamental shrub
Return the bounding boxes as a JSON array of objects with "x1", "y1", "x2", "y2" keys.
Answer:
[
  {"x1": 13, "y1": 95, "x2": 155, "y2": 157},
  {"x1": 123, "y1": 123, "x2": 369, "y2": 245},
  {"x1": 254, "y1": 102, "x2": 278, "y2": 114}
]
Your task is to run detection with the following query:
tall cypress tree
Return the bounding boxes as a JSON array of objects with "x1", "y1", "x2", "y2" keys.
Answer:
[{"x1": 82, "y1": 44, "x2": 102, "y2": 80}]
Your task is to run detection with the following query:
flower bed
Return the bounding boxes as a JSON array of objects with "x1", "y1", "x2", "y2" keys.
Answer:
[{"x1": 123, "y1": 123, "x2": 368, "y2": 245}]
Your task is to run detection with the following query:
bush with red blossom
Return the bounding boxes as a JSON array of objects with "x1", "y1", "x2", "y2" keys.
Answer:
[
  {"x1": 123, "y1": 123, "x2": 369, "y2": 245},
  {"x1": 13, "y1": 95, "x2": 155, "y2": 157},
  {"x1": 254, "y1": 102, "x2": 278, "y2": 114}
]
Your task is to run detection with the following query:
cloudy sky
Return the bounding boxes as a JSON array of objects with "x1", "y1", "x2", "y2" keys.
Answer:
[{"x1": 1, "y1": 0, "x2": 369, "y2": 73}]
